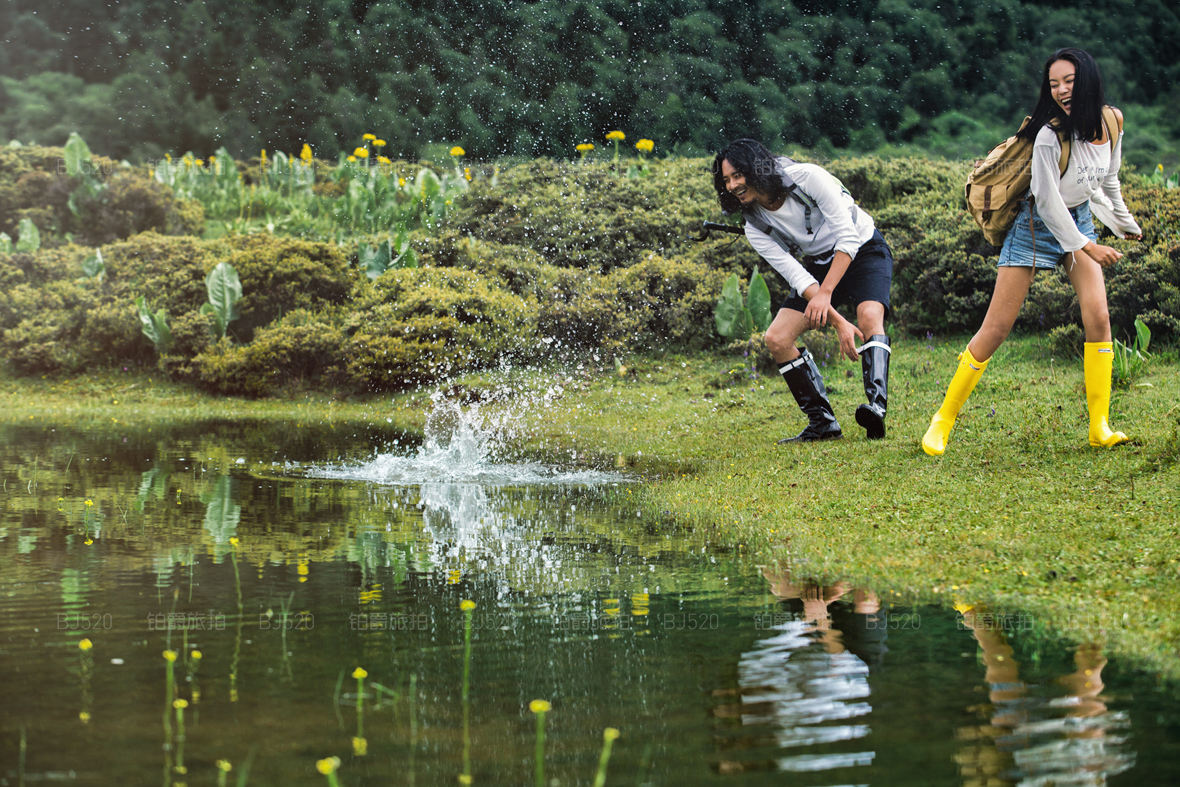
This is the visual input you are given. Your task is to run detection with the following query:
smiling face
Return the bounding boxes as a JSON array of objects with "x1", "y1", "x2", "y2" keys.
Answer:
[
  {"x1": 720, "y1": 159, "x2": 760, "y2": 207},
  {"x1": 1049, "y1": 58, "x2": 1076, "y2": 115}
]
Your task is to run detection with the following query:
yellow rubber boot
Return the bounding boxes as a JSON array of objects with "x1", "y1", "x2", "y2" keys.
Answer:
[
  {"x1": 922, "y1": 347, "x2": 990, "y2": 456},
  {"x1": 1084, "y1": 341, "x2": 1129, "y2": 447}
]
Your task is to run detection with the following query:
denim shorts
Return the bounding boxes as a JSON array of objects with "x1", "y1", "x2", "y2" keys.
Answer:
[
  {"x1": 998, "y1": 200, "x2": 1097, "y2": 270},
  {"x1": 782, "y1": 230, "x2": 894, "y2": 319}
]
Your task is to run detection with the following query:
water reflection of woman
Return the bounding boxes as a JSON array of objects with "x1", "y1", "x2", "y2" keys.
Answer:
[{"x1": 955, "y1": 604, "x2": 1133, "y2": 783}]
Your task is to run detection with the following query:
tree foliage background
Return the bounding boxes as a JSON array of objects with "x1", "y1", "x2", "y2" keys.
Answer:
[{"x1": 2, "y1": 0, "x2": 1179, "y2": 166}]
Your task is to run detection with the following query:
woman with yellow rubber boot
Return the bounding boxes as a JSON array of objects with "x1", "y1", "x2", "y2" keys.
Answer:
[{"x1": 922, "y1": 48, "x2": 1142, "y2": 455}]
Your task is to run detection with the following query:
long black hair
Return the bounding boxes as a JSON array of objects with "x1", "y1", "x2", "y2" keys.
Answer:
[
  {"x1": 711, "y1": 138, "x2": 785, "y2": 214},
  {"x1": 1018, "y1": 47, "x2": 1107, "y2": 143}
]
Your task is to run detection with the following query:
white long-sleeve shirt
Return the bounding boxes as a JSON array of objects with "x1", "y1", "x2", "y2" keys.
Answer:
[
  {"x1": 743, "y1": 160, "x2": 876, "y2": 295},
  {"x1": 1030, "y1": 123, "x2": 1141, "y2": 252}
]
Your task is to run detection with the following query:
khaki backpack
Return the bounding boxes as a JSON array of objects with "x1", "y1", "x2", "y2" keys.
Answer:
[{"x1": 965, "y1": 106, "x2": 1120, "y2": 246}]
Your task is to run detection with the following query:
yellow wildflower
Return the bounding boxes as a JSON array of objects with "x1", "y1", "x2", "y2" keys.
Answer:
[
  {"x1": 362, "y1": 133, "x2": 376, "y2": 141},
  {"x1": 191, "y1": 650, "x2": 202, "y2": 660},
  {"x1": 635, "y1": 138, "x2": 655, "y2": 153},
  {"x1": 605, "y1": 130, "x2": 625, "y2": 141},
  {"x1": 216, "y1": 760, "x2": 232, "y2": 773},
  {"x1": 84, "y1": 499, "x2": 94, "y2": 507},
  {"x1": 78, "y1": 638, "x2": 93, "y2": 651},
  {"x1": 352, "y1": 667, "x2": 368, "y2": 679},
  {"x1": 576, "y1": 143, "x2": 594, "y2": 153},
  {"x1": 449, "y1": 146, "x2": 465, "y2": 157},
  {"x1": 352, "y1": 736, "x2": 368, "y2": 755},
  {"x1": 398, "y1": 177, "x2": 406, "y2": 187},
  {"x1": 195, "y1": 159, "x2": 205, "y2": 167},
  {"x1": 460, "y1": 600, "x2": 476, "y2": 611},
  {"x1": 353, "y1": 147, "x2": 369, "y2": 158},
  {"x1": 529, "y1": 699, "x2": 551, "y2": 714},
  {"x1": 604, "y1": 727, "x2": 620, "y2": 741},
  {"x1": 300, "y1": 143, "x2": 313, "y2": 162},
  {"x1": 464, "y1": 166, "x2": 472, "y2": 181},
  {"x1": 377, "y1": 155, "x2": 392, "y2": 164},
  {"x1": 79, "y1": 711, "x2": 91, "y2": 723},
  {"x1": 348, "y1": 155, "x2": 357, "y2": 163},
  {"x1": 163, "y1": 650, "x2": 177, "y2": 662},
  {"x1": 316, "y1": 757, "x2": 341, "y2": 775},
  {"x1": 173, "y1": 699, "x2": 189, "y2": 709},
  {"x1": 374, "y1": 139, "x2": 386, "y2": 147}
]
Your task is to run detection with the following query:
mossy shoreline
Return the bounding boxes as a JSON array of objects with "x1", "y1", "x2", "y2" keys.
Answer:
[{"x1": 3, "y1": 333, "x2": 1179, "y2": 680}]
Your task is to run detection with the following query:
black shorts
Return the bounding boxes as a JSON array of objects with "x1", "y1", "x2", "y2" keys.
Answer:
[{"x1": 782, "y1": 230, "x2": 893, "y2": 319}]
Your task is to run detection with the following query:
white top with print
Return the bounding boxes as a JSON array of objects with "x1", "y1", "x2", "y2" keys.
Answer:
[{"x1": 1030, "y1": 123, "x2": 1141, "y2": 252}]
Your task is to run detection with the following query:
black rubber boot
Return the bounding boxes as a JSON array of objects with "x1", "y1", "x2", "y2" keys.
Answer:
[
  {"x1": 777, "y1": 348, "x2": 842, "y2": 443},
  {"x1": 854, "y1": 334, "x2": 890, "y2": 440}
]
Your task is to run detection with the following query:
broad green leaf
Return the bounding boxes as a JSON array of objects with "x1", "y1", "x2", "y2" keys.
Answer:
[
  {"x1": 714, "y1": 273, "x2": 743, "y2": 339},
  {"x1": 361, "y1": 239, "x2": 393, "y2": 279},
  {"x1": 204, "y1": 261, "x2": 242, "y2": 337},
  {"x1": 15, "y1": 218, "x2": 40, "y2": 252},
  {"x1": 1134, "y1": 317, "x2": 1151, "y2": 354},
  {"x1": 64, "y1": 132, "x2": 92, "y2": 178},
  {"x1": 82, "y1": 249, "x2": 105, "y2": 279},
  {"x1": 136, "y1": 296, "x2": 172, "y2": 353},
  {"x1": 747, "y1": 270, "x2": 772, "y2": 332}
]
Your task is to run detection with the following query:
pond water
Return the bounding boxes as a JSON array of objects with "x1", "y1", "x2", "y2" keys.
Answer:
[{"x1": 1, "y1": 409, "x2": 1178, "y2": 786}]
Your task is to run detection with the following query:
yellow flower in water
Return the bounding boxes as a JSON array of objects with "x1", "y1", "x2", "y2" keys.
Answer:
[
  {"x1": 78, "y1": 638, "x2": 93, "y2": 651},
  {"x1": 173, "y1": 698, "x2": 189, "y2": 709},
  {"x1": 362, "y1": 133, "x2": 376, "y2": 141},
  {"x1": 84, "y1": 499, "x2": 94, "y2": 507},
  {"x1": 605, "y1": 130, "x2": 625, "y2": 141},
  {"x1": 374, "y1": 139, "x2": 386, "y2": 147},
  {"x1": 576, "y1": 143, "x2": 594, "y2": 153},
  {"x1": 300, "y1": 143, "x2": 313, "y2": 162},
  {"x1": 190, "y1": 650, "x2": 202, "y2": 660},
  {"x1": 352, "y1": 667, "x2": 368, "y2": 679},
  {"x1": 529, "y1": 699, "x2": 551, "y2": 714},
  {"x1": 460, "y1": 599, "x2": 476, "y2": 611},
  {"x1": 449, "y1": 146, "x2": 465, "y2": 157},
  {"x1": 316, "y1": 757, "x2": 341, "y2": 775},
  {"x1": 216, "y1": 760, "x2": 232, "y2": 773},
  {"x1": 79, "y1": 710, "x2": 91, "y2": 723},
  {"x1": 163, "y1": 650, "x2": 177, "y2": 662},
  {"x1": 229, "y1": 537, "x2": 239, "y2": 547},
  {"x1": 635, "y1": 138, "x2": 655, "y2": 154},
  {"x1": 352, "y1": 736, "x2": 368, "y2": 756},
  {"x1": 603, "y1": 727, "x2": 620, "y2": 741},
  {"x1": 353, "y1": 147, "x2": 369, "y2": 158}
]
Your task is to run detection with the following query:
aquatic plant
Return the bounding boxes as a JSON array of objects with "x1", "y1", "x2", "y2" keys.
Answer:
[
  {"x1": 529, "y1": 699, "x2": 551, "y2": 787},
  {"x1": 593, "y1": 727, "x2": 620, "y2": 787},
  {"x1": 315, "y1": 756, "x2": 342, "y2": 787},
  {"x1": 136, "y1": 296, "x2": 173, "y2": 356},
  {"x1": 351, "y1": 666, "x2": 368, "y2": 755},
  {"x1": 460, "y1": 600, "x2": 475, "y2": 784}
]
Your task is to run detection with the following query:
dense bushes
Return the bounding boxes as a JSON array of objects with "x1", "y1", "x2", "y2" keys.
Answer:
[
  {"x1": 1, "y1": 150, "x2": 1176, "y2": 397},
  {"x1": 0, "y1": 144, "x2": 203, "y2": 244}
]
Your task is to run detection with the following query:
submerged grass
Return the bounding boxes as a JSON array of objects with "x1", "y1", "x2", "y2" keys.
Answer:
[{"x1": 3, "y1": 333, "x2": 1178, "y2": 678}]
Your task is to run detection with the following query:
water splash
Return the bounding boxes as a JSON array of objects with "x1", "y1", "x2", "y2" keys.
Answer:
[{"x1": 307, "y1": 390, "x2": 625, "y2": 487}]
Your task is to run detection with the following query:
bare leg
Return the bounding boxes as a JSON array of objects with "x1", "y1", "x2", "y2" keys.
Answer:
[
  {"x1": 967, "y1": 266, "x2": 1036, "y2": 361},
  {"x1": 1065, "y1": 250, "x2": 1112, "y2": 342},
  {"x1": 763, "y1": 308, "x2": 809, "y2": 363}
]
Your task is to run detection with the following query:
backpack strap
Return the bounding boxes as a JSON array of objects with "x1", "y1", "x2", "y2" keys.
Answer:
[
  {"x1": 1056, "y1": 106, "x2": 1121, "y2": 177},
  {"x1": 777, "y1": 163, "x2": 818, "y2": 235},
  {"x1": 742, "y1": 209, "x2": 805, "y2": 260}
]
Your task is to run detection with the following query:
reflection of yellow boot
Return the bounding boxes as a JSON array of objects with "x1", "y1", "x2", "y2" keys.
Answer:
[
  {"x1": 1085, "y1": 341, "x2": 1129, "y2": 447},
  {"x1": 922, "y1": 347, "x2": 990, "y2": 456}
]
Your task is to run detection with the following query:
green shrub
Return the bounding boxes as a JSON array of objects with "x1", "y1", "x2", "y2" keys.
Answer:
[
  {"x1": 449, "y1": 157, "x2": 718, "y2": 272},
  {"x1": 342, "y1": 267, "x2": 538, "y2": 391},
  {"x1": 191, "y1": 310, "x2": 348, "y2": 396},
  {"x1": 217, "y1": 234, "x2": 354, "y2": 340},
  {"x1": 603, "y1": 253, "x2": 729, "y2": 352},
  {"x1": 0, "y1": 144, "x2": 204, "y2": 244}
]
